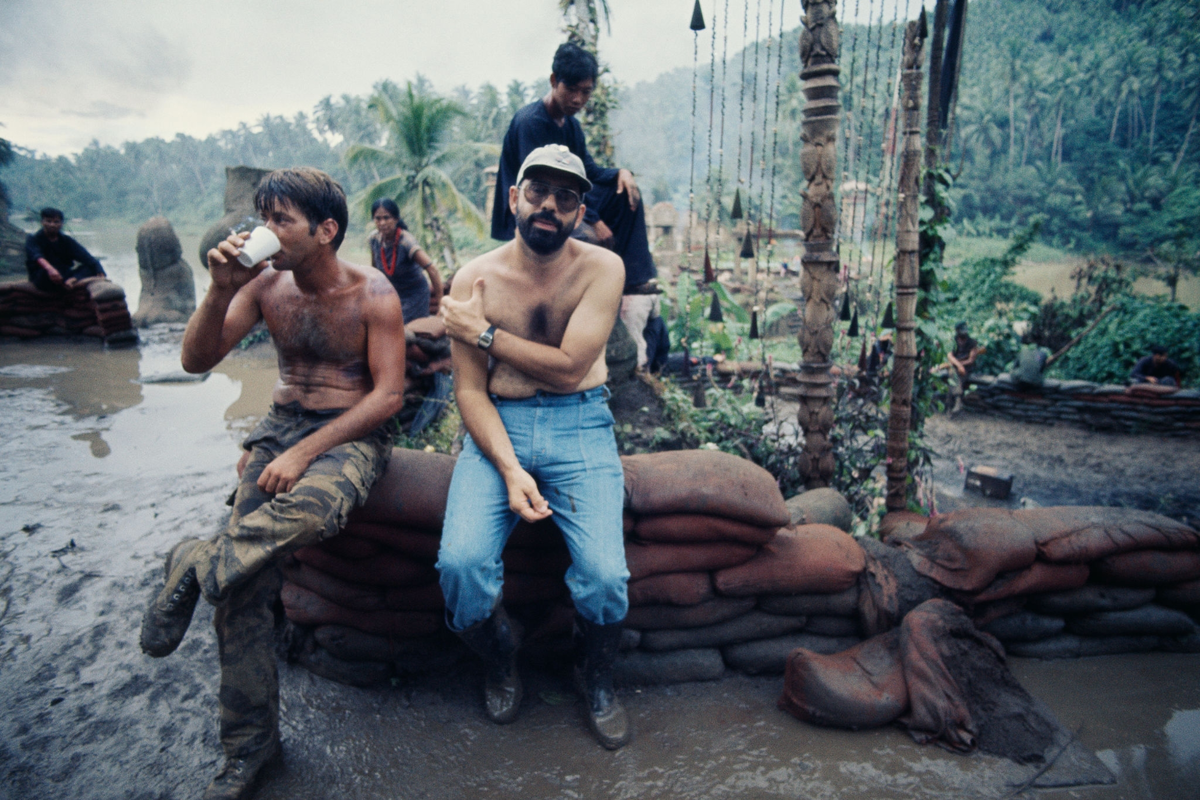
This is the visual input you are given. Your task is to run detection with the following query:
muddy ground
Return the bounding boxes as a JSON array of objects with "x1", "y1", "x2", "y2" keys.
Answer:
[{"x1": 1, "y1": 329, "x2": 1198, "y2": 800}]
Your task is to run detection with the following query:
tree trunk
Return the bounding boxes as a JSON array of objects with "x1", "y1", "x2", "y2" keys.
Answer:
[
  {"x1": 1110, "y1": 86, "x2": 1126, "y2": 145},
  {"x1": 1149, "y1": 81, "x2": 1161, "y2": 156},
  {"x1": 922, "y1": 0, "x2": 948, "y2": 204},
  {"x1": 1173, "y1": 110, "x2": 1196, "y2": 175},
  {"x1": 796, "y1": 0, "x2": 843, "y2": 489},
  {"x1": 1052, "y1": 102, "x2": 1063, "y2": 167},
  {"x1": 1008, "y1": 80, "x2": 1016, "y2": 170},
  {"x1": 886, "y1": 13, "x2": 928, "y2": 512}
]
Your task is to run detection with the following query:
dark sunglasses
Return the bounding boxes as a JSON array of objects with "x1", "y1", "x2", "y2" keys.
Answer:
[{"x1": 523, "y1": 180, "x2": 582, "y2": 213}]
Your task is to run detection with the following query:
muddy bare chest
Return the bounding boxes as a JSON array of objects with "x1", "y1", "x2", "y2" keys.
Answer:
[{"x1": 263, "y1": 296, "x2": 366, "y2": 366}]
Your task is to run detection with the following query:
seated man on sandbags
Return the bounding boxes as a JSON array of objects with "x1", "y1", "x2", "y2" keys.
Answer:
[
  {"x1": 1129, "y1": 344, "x2": 1183, "y2": 388},
  {"x1": 138, "y1": 168, "x2": 406, "y2": 800},
  {"x1": 438, "y1": 145, "x2": 631, "y2": 749},
  {"x1": 24, "y1": 206, "x2": 106, "y2": 292}
]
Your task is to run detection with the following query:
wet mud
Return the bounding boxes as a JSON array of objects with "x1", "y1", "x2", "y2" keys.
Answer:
[{"x1": 1, "y1": 329, "x2": 1197, "y2": 799}]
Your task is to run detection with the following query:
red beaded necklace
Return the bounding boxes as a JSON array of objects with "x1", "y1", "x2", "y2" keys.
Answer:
[{"x1": 379, "y1": 229, "x2": 401, "y2": 276}]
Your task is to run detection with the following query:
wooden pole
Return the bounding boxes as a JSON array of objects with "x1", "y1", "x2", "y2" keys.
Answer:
[
  {"x1": 885, "y1": 11, "x2": 928, "y2": 512},
  {"x1": 796, "y1": 0, "x2": 843, "y2": 489}
]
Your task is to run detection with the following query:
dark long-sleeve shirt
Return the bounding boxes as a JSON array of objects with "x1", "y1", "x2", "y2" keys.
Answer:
[
  {"x1": 25, "y1": 230, "x2": 105, "y2": 290},
  {"x1": 491, "y1": 100, "x2": 619, "y2": 241},
  {"x1": 1130, "y1": 354, "x2": 1182, "y2": 384}
]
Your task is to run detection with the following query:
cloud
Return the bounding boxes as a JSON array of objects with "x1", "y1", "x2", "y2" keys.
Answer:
[{"x1": 62, "y1": 101, "x2": 144, "y2": 121}]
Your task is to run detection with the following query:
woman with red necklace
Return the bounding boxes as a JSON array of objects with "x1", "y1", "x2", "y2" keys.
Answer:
[{"x1": 368, "y1": 198, "x2": 444, "y2": 323}]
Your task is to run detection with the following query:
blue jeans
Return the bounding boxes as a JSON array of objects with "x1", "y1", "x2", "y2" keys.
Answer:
[{"x1": 436, "y1": 386, "x2": 629, "y2": 631}]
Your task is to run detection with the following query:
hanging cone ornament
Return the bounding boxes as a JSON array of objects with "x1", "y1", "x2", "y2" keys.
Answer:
[
  {"x1": 730, "y1": 188, "x2": 743, "y2": 220},
  {"x1": 708, "y1": 292, "x2": 724, "y2": 323},
  {"x1": 839, "y1": 293, "x2": 852, "y2": 321},
  {"x1": 703, "y1": 248, "x2": 715, "y2": 283},
  {"x1": 882, "y1": 301, "x2": 896, "y2": 329},
  {"x1": 739, "y1": 229, "x2": 755, "y2": 259},
  {"x1": 857, "y1": 341, "x2": 868, "y2": 373},
  {"x1": 690, "y1": 0, "x2": 706, "y2": 30},
  {"x1": 749, "y1": 309, "x2": 760, "y2": 339},
  {"x1": 848, "y1": 308, "x2": 860, "y2": 337}
]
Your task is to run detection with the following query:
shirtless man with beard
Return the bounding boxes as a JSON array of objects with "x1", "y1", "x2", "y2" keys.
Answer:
[{"x1": 437, "y1": 145, "x2": 632, "y2": 749}]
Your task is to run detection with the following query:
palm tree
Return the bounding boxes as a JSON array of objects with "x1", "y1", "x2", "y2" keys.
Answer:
[{"x1": 345, "y1": 81, "x2": 492, "y2": 270}]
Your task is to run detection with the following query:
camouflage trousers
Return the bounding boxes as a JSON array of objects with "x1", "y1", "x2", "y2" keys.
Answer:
[{"x1": 194, "y1": 402, "x2": 391, "y2": 758}]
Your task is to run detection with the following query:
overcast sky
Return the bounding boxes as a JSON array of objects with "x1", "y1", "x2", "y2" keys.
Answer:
[{"x1": 1, "y1": 0, "x2": 928, "y2": 157}]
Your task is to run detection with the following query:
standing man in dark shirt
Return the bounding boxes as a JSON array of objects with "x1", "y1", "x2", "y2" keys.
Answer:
[
  {"x1": 24, "y1": 207, "x2": 106, "y2": 292},
  {"x1": 947, "y1": 321, "x2": 979, "y2": 414},
  {"x1": 492, "y1": 42, "x2": 659, "y2": 368}
]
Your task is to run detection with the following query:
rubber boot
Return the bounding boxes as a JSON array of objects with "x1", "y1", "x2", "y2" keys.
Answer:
[
  {"x1": 574, "y1": 617, "x2": 632, "y2": 750},
  {"x1": 202, "y1": 738, "x2": 281, "y2": 800},
  {"x1": 456, "y1": 605, "x2": 523, "y2": 724}
]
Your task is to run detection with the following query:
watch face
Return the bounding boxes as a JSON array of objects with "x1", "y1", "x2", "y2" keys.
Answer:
[{"x1": 478, "y1": 327, "x2": 495, "y2": 349}]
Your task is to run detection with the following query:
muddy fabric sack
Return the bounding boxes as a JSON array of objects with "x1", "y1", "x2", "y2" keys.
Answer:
[
  {"x1": 384, "y1": 582, "x2": 446, "y2": 612},
  {"x1": 293, "y1": 643, "x2": 392, "y2": 688},
  {"x1": 627, "y1": 572, "x2": 715, "y2": 607},
  {"x1": 856, "y1": 537, "x2": 945, "y2": 638},
  {"x1": 879, "y1": 511, "x2": 929, "y2": 543},
  {"x1": 1028, "y1": 586, "x2": 1156, "y2": 616},
  {"x1": 722, "y1": 633, "x2": 862, "y2": 675},
  {"x1": 280, "y1": 558, "x2": 387, "y2": 611},
  {"x1": 507, "y1": 517, "x2": 566, "y2": 549},
  {"x1": 778, "y1": 629, "x2": 907, "y2": 730},
  {"x1": 352, "y1": 448, "x2": 457, "y2": 530},
  {"x1": 1020, "y1": 507, "x2": 1200, "y2": 564},
  {"x1": 318, "y1": 534, "x2": 386, "y2": 561},
  {"x1": 1007, "y1": 634, "x2": 1160, "y2": 659},
  {"x1": 714, "y1": 525, "x2": 865, "y2": 597},
  {"x1": 805, "y1": 615, "x2": 860, "y2": 637},
  {"x1": 759, "y1": 587, "x2": 860, "y2": 618},
  {"x1": 625, "y1": 540, "x2": 758, "y2": 581},
  {"x1": 282, "y1": 583, "x2": 441, "y2": 637},
  {"x1": 901, "y1": 510, "x2": 1038, "y2": 593},
  {"x1": 342, "y1": 522, "x2": 441, "y2": 561},
  {"x1": 1066, "y1": 604, "x2": 1197, "y2": 637},
  {"x1": 293, "y1": 546, "x2": 438, "y2": 587},
  {"x1": 639, "y1": 611, "x2": 807, "y2": 652},
  {"x1": 1092, "y1": 550, "x2": 1200, "y2": 586},
  {"x1": 980, "y1": 612, "x2": 1066, "y2": 643},
  {"x1": 501, "y1": 572, "x2": 569, "y2": 605},
  {"x1": 632, "y1": 513, "x2": 778, "y2": 545},
  {"x1": 312, "y1": 625, "x2": 457, "y2": 669},
  {"x1": 621, "y1": 450, "x2": 789, "y2": 528},
  {"x1": 613, "y1": 648, "x2": 725, "y2": 686},
  {"x1": 502, "y1": 547, "x2": 572, "y2": 576},
  {"x1": 1158, "y1": 578, "x2": 1200, "y2": 611},
  {"x1": 972, "y1": 562, "x2": 1091, "y2": 604},
  {"x1": 625, "y1": 598, "x2": 756, "y2": 630}
]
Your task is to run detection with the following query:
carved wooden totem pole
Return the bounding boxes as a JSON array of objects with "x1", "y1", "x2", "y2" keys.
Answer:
[
  {"x1": 886, "y1": 12, "x2": 928, "y2": 510},
  {"x1": 796, "y1": 0, "x2": 842, "y2": 488}
]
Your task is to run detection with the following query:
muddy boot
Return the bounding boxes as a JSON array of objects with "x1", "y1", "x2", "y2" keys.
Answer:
[
  {"x1": 456, "y1": 605, "x2": 523, "y2": 724},
  {"x1": 139, "y1": 538, "x2": 204, "y2": 657},
  {"x1": 202, "y1": 739, "x2": 281, "y2": 800},
  {"x1": 573, "y1": 617, "x2": 631, "y2": 750}
]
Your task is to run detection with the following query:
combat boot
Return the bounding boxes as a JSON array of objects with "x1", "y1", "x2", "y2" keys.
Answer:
[
  {"x1": 574, "y1": 616, "x2": 632, "y2": 750},
  {"x1": 202, "y1": 739, "x2": 281, "y2": 800},
  {"x1": 456, "y1": 605, "x2": 523, "y2": 724},
  {"x1": 140, "y1": 538, "x2": 204, "y2": 657}
]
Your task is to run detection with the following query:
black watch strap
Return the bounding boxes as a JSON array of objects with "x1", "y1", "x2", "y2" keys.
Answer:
[{"x1": 477, "y1": 324, "x2": 497, "y2": 350}]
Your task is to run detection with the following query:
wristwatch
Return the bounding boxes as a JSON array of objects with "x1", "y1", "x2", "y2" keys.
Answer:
[{"x1": 477, "y1": 324, "x2": 497, "y2": 350}]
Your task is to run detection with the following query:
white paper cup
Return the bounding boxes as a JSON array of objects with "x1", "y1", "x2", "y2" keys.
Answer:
[{"x1": 236, "y1": 226, "x2": 281, "y2": 267}]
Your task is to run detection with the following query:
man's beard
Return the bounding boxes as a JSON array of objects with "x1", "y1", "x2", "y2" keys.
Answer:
[{"x1": 517, "y1": 208, "x2": 575, "y2": 255}]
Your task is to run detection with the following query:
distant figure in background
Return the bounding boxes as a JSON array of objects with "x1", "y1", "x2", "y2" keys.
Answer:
[
  {"x1": 368, "y1": 198, "x2": 443, "y2": 323},
  {"x1": 866, "y1": 330, "x2": 893, "y2": 379},
  {"x1": 947, "y1": 321, "x2": 979, "y2": 414},
  {"x1": 1011, "y1": 345, "x2": 1049, "y2": 390},
  {"x1": 1130, "y1": 345, "x2": 1183, "y2": 387},
  {"x1": 492, "y1": 42, "x2": 659, "y2": 369},
  {"x1": 24, "y1": 207, "x2": 106, "y2": 292}
]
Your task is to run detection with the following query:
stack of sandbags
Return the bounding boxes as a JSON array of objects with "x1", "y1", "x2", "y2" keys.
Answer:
[
  {"x1": 0, "y1": 279, "x2": 134, "y2": 344},
  {"x1": 884, "y1": 507, "x2": 1200, "y2": 658},
  {"x1": 403, "y1": 316, "x2": 451, "y2": 378},
  {"x1": 616, "y1": 452, "x2": 868, "y2": 684}
]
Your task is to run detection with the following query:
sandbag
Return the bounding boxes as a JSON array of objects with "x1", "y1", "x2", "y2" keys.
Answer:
[
  {"x1": 714, "y1": 525, "x2": 865, "y2": 597},
  {"x1": 639, "y1": 611, "x2": 807, "y2": 652},
  {"x1": 879, "y1": 511, "x2": 929, "y2": 543},
  {"x1": 627, "y1": 572, "x2": 714, "y2": 607},
  {"x1": 507, "y1": 517, "x2": 565, "y2": 549},
  {"x1": 501, "y1": 572, "x2": 568, "y2": 605},
  {"x1": 281, "y1": 583, "x2": 441, "y2": 638},
  {"x1": 293, "y1": 546, "x2": 438, "y2": 587},
  {"x1": 343, "y1": 522, "x2": 441, "y2": 561},
  {"x1": 1066, "y1": 604, "x2": 1197, "y2": 637},
  {"x1": 280, "y1": 559, "x2": 387, "y2": 611},
  {"x1": 1093, "y1": 550, "x2": 1200, "y2": 586},
  {"x1": 625, "y1": 598, "x2": 756, "y2": 631},
  {"x1": 384, "y1": 582, "x2": 446, "y2": 612},
  {"x1": 613, "y1": 648, "x2": 725, "y2": 686},
  {"x1": 313, "y1": 626, "x2": 459, "y2": 674},
  {"x1": 293, "y1": 644, "x2": 392, "y2": 688},
  {"x1": 972, "y1": 562, "x2": 1091, "y2": 604},
  {"x1": 352, "y1": 447, "x2": 457, "y2": 530},
  {"x1": 318, "y1": 534, "x2": 386, "y2": 561},
  {"x1": 856, "y1": 537, "x2": 945, "y2": 638},
  {"x1": 1159, "y1": 633, "x2": 1200, "y2": 653},
  {"x1": 1007, "y1": 634, "x2": 1160, "y2": 659},
  {"x1": 759, "y1": 587, "x2": 860, "y2": 618},
  {"x1": 621, "y1": 450, "x2": 789, "y2": 527},
  {"x1": 778, "y1": 629, "x2": 907, "y2": 730},
  {"x1": 981, "y1": 612, "x2": 1066, "y2": 643},
  {"x1": 785, "y1": 488, "x2": 854, "y2": 532},
  {"x1": 625, "y1": 540, "x2": 758, "y2": 582},
  {"x1": 1021, "y1": 506, "x2": 1200, "y2": 564},
  {"x1": 722, "y1": 633, "x2": 862, "y2": 675},
  {"x1": 1158, "y1": 578, "x2": 1200, "y2": 611},
  {"x1": 805, "y1": 615, "x2": 860, "y2": 638},
  {"x1": 1027, "y1": 586, "x2": 1156, "y2": 616},
  {"x1": 901, "y1": 509, "x2": 1037, "y2": 593},
  {"x1": 502, "y1": 547, "x2": 572, "y2": 576},
  {"x1": 632, "y1": 513, "x2": 778, "y2": 545}
]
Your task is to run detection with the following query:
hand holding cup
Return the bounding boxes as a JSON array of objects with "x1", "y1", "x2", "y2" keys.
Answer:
[{"x1": 207, "y1": 226, "x2": 279, "y2": 291}]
